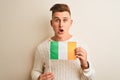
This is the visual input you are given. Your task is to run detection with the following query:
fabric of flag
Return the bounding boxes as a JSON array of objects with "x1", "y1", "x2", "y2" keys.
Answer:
[{"x1": 50, "y1": 41, "x2": 76, "y2": 60}]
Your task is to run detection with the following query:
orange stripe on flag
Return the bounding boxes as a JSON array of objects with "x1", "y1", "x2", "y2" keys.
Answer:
[{"x1": 68, "y1": 42, "x2": 76, "y2": 60}]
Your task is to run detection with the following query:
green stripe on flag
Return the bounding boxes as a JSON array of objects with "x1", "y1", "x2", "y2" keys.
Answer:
[{"x1": 50, "y1": 41, "x2": 58, "y2": 59}]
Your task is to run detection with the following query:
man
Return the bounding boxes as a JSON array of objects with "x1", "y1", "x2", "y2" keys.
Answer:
[{"x1": 31, "y1": 4, "x2": 94, "y2": 80}]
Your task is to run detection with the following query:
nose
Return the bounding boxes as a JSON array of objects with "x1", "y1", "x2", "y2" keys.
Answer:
[{"x1": 59, "y1": 20, "x2": 63, "y2": 28}]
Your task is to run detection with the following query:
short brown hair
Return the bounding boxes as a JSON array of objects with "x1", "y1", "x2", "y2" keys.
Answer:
[{"x1": 50, "y1": 4, "x2": 71, "y2": 16}]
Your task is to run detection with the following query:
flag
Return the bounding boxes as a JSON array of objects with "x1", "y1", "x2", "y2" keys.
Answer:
[{"x1": 50, "y1": 41, "x2": 76, "y2": 60}]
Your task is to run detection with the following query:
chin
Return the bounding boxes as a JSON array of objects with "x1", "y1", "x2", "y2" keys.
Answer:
[{"x1": 57, "y1": 34, "x2": 65, "y2": 38}]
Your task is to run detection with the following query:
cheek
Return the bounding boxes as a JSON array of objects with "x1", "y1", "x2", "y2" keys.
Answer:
[
  {"x1": 65, "y1": 23, "x2": 71, "y2": 29},
  {"x1": 51, "y1": 22, "x2": 58, "y2": 27},
  {"x1": 52, "y1": 24, "x2": 58, "y2": 31},
  {"x1": 52, "y1": 24, "x2": 57, "y2": 27}
]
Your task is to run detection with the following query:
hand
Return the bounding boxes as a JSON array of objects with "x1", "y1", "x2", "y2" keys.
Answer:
[
  {"x1": 39, "y1": 72, "x2": 54, "y2": 80},
  {"x1": 75, "y1": 47, "x2": 89, "y2": 69}
]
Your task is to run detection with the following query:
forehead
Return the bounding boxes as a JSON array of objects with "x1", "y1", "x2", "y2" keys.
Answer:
[{"x1": 52, "y1": 11, "x2": 71, "y2": 19}]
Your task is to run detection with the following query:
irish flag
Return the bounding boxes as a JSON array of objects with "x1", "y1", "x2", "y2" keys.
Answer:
[{"x1": 50, "y1": 41, "x2": 76, "y2": 60}]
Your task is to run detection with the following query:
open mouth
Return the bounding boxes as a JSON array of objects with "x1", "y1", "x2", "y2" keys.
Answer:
[{"x1": 59, "y1": 29, "x2": 64, "y2": 32}]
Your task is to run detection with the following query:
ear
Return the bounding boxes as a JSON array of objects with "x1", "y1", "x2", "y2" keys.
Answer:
[
  {"x1": 50, "y1": 20, "x2": 53, "y2": 27},
  {"x1": 70, "y1": 19, "x2": 73, "y2": 26}
]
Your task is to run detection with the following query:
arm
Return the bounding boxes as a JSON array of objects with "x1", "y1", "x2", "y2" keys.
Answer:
[
  {"x1": 82, "y1": 56, "x2": 95, "y2": 80},
  {"x1": 75, "y1": 47, "x2": 95, "y2": 80},
  {"x1": 31, "y1": 45, "x2": 54, "y2": 80},
  {"x1": 74, "y1": 37, "x2": 95, "y2": 80},
  {"x1": 31, "y1": 48, "x2": 44, "y2": 80}
]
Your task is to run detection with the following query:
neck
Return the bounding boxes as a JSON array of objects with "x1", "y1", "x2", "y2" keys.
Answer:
[{"x1": 51, "y1": 34, "x2": 72, "y2": 41}]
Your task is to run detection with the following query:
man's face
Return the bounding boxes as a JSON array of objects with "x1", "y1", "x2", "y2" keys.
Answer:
[{"x1": 51, "y1": 11, "x2": 72, "y2": 37}]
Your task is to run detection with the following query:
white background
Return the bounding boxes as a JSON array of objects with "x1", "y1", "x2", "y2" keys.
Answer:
[{"x1": 0, "y1": 0, "x2": 120, "y2": 80}]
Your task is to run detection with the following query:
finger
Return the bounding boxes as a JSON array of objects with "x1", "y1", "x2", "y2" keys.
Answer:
[
  {"x1": 75, "y1": 52, "x2": 81, "y2": 56},
  {"x1": 46, "y1": 73, "x2": 54, "y2": 80},
  {"x1": 79, "y1": 47, "x2": 87, "y2": 53},
  {"x1": 46, "y1": 74, "x2": 53, "y2": 78},
  {"x1": 40, "y1": 74, "x2": 46, "y2": 78},
  {"x1": 47, "y1": 75, "x2": 54, "y2": 80},
  {"x1": 76, "y1": 55, "x2": 84, "y2": 62},
  {"x1": 40, "y1": 73, "x2": 53, "y2": 80},
  {"x1": 76, "y1": 55, "x2": 81, "y2": 58},
  {"x1": 75, "y1": 48, "x2": 82, "y2": 54},
  {"x1": 76, "y1": 52, "x2": 87, "y2": 58},
  {"x1": 40, "y1": 76, "x2": 47, "y2": 80},
  {"x1": 75, "y1": 51, "x2": 87, "y2": 57},
  {"x1": 76, "y1": 55, "x2": 87, "y2": 61},
  {"x1": 75, "y1": 51, "x2": 85, "y2": 56},
  {"x1": 75, "y1": 47, "x2": 80, "y2": 52},
  {"x1": 75, "y1": 47, "x2": 87, "y2": 53},
  {"x1": 42, "y1": 72, "x2": 53, "y2": 77}
]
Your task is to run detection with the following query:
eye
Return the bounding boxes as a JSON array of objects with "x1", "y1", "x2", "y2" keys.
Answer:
[
  {"x1": 54, "y1": 19, "x2": 60, "y2": 22},
  {"x1": 63, "y1": 19, "x2": 68, "y2": 22}
]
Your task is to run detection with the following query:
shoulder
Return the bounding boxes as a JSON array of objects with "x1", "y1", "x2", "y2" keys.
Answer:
[
  {"x1": 37, "y1": 38, "x2": 50, "y2": 52},
  {"x1": 72, "y1": 36, "x2": 87, "y2": 45},
  {"x1": 72, "y1": 36, "x2": 89, "y2": 51}
]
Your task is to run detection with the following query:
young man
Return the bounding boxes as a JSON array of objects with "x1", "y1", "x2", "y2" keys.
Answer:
[{"x1": 31, "y1": 4, "x2": 94, "y2": 80}]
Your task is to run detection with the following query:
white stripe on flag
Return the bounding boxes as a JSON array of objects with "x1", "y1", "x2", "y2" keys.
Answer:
[{"x1": 59, "y1": 42, "x2": 67, "y2": 60}]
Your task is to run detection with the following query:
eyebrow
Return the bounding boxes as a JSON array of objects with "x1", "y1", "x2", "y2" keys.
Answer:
[{"x1": 53, "y1": 17, "x2": 68, "y2": 19}]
